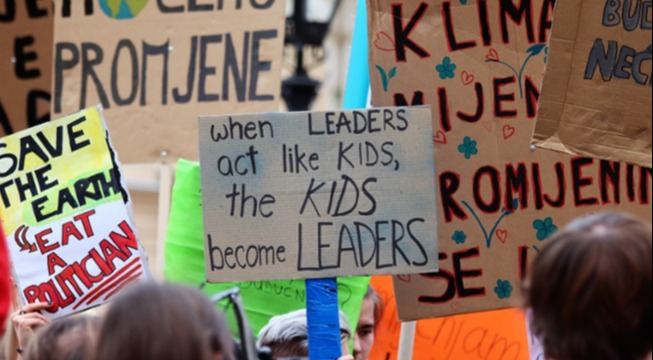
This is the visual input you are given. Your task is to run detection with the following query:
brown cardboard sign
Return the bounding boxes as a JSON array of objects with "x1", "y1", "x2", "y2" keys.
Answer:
[
  {"x1": 0, "y1": 0, "x2": 53, "y2": 137},
  {"x1": 198, "y1": 107, "x2": 439, "y2": 282},
  {"x1": 367, "y1": 0, "x2": 653, "y2": 321},
  {"x1": 533, "y1": 0, "x2": 652, "y2": 168},
  {"x1": 52, "y1": 0, "x2": 285, "y2": 163}
]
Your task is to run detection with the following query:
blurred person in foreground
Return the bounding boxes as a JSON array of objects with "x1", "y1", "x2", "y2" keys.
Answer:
[
  {"x1": 258, "y1": 309, "x2": 352, "y2": 358},
  {"x1": 23, "y1": 315, "x2": 99, "y2": 360},
  {"x1": 181, "y1": 286, "x2": 235, "y2": 360},
  {"x1": 353, "y1": 287, "x2": 383, "y2": 360},
  {"x1": 524, "y1": 212, "x2": 652, "y2": 360},
  {"x1": 94, "y1": 283, "x2": 233, "y2": 360}
]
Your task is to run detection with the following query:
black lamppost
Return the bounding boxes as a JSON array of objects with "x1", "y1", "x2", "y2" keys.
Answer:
[{"x1": 282, "y1": 0, "x2": 342, "y2": 111}]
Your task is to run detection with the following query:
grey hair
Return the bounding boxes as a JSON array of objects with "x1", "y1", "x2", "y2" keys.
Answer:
[{"x1": 257, "y1": 309, "x2": 351, "y2": 354}]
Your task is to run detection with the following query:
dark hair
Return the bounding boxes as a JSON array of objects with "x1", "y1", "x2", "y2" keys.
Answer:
[
  {"x1": 181, "y1": 287, "x2": 235, "y2": 360},
  {"x1": 94, "y1": 282, "x2": 213, "y2": 360},
  {"x1": 24, "y1": 315, "x2": 99, "y2": 360},
  {"x1": 525, "y1": 213, "x2": 652, "y2": 360},
  {"x1": 364, "y1": 286, "x2": 384, "y2": 325}
]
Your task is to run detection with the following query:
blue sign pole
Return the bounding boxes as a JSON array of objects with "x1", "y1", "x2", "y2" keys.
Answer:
[
  {"x1": 306, "y1": 0, "x2": 370, "y2": 359},
  {"x1": 306, "y1": 278, "x2": 343, "y2": 359}
]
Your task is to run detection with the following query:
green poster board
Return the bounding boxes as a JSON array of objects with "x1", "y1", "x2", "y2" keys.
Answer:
[{"x1": 165, "y1": 159, "x2": 370, "y2": 338}]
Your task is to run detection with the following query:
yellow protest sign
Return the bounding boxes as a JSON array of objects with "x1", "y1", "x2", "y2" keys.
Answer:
[{"x1": 1, "y1": 106, "x2": 150, "y2": 318}]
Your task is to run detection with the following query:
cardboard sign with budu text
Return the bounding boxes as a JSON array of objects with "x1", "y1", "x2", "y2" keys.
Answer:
[{"x1": 533, "y1": 0, "x2": 652, "y2": 168}]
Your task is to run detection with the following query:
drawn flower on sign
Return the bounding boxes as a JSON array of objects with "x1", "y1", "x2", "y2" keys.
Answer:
[
  {"x1": 460, "y1": 0, "x2": 468, "y2": 4},
  {"x1": 452, "y1": 231, "x2": 467, "y2": 245},
  {"x1": 486, "y1": 44, "x2": 547, "y2": 99},
  {"x1": 544, "y1": 46, "x2": 550, "y2": 63},
  {"x1": 461, "y1": 198, "x2": 519, "y2": 249},
  {"x1": 494, "y1": 280, "x2": 514, "y2": 300},
  {"x1": 458, "y1": 136, "x2": 478, "y2": 160},
  {"x1": 375, "y1": 65, "x2": 398, "y2": 92},
  {"x1": 533, "y1": 217, "x2": 558, "y2": 241},
  {"x1": 436, "y1": 57, "x2": 457, "y2": 79}
]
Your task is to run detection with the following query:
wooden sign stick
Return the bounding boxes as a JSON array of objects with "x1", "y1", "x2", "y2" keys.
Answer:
[{"x1": 398, "y1": 321, "x2": 417, "y2": 359}]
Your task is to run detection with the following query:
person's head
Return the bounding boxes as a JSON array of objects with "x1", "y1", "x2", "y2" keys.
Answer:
[
  {"x1": 23, "y1": 315, "x2": 99, "y2": 360},
  {"x1": 181, "y1": 287, "x2": 235, "y2": 360},
  {"x1": 94, "y1": 282, "x2": 214, "y2": 360},
  {"x1": 525, "y1": 212, "x2": 652, "y2": 360},
  {"x1": 257, "y1": 309, "x2": 351, "y2": 358},
  {"x1": 353, "y1": 287, "x2": 383, "y2": 360}
]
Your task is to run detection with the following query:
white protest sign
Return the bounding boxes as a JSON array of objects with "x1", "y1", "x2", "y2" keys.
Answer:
[
  {"x1": 198, "y1": 107, "x2": 439, "y2": 282},
  {"x1": 1, "y1": 106, "x2": 150, "y2": 318}
]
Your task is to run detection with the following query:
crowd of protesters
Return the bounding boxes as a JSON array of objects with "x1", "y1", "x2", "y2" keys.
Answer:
[{"x1": 1, "y1": 212, "x2": 651, "y2": 360}]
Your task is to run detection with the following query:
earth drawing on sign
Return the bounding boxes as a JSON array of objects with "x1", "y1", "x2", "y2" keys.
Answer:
[{"x1": 99, "y1": 0, "x2": 148, "y2": 19}]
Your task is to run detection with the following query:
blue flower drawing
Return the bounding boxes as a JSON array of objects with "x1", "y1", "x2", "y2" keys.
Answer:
[
  {"x1": 452, "y1": 231, "x2": 467, "y2": 245},
  {"x1": 486, "y1": 44, "x2": 548, "y2": 98},
  {"x1": 533, "y1": 217, "x2": 558, "y2": 241},
  {"x1": 458, "y1": 136, "x2": 478, "y2": 160},
  {"x1": 436, "y1": 57, "x2": 457, "y2": 79},
  {"x1": 494, "y1": 280, "x2": 514, "y2": 299}
]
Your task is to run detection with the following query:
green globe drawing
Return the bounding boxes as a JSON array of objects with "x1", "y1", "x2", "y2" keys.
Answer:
[{"x1": 99, "y1": 0, "x2": 148, "y2": 20}]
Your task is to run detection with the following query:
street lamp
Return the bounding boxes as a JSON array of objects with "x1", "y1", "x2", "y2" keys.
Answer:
[{"x1": 282, "y1": 0, "x2": 342, "y2": 111}]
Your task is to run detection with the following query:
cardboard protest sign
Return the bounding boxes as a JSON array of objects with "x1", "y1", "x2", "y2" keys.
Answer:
[
  {"x1": 164, "y1": 159, "x2": 370, "y2": 335},
  {"x1": 0, "y1": 0, "x2": 53, "y2": 137},
  {"x1": 52, "y1": 0, "x2": 285, "y2": 163},
  {"x1": 367, "y1": 0, "x2": 653, "y2": 320},
  {"x1": 198, "y1": 107, "x2": 439, "y2": 282},
  {"x1": 369, "y1": 276, "x2": 531, "y2": 360},
  {"x1": 533, "y1": 0, "x2": 652, "y2": 168},
  {"x1": 0, "y1": 106, "x2": 149, "y2": 318}
]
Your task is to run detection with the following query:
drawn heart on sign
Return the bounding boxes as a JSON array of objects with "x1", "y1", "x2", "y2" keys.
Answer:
[
  {"x1": 496, "y1": 229, "x2": 509, "y2": 244},
  {"x1": 374, "y1": 31, "x2": 395, "y2": 52},
  {"x1": 482, "y1": 120, "x2": 493, "y2": 132},
  {"x1": 433, "y1": 131, "x2": 448, "y2": 144},
  {"x1": 461, "y1": 71, "x2": 475, "y2": 86},
  {"x1": 397, "y1": 275, "x2": 412, "y2": 283},
  {"x1": 486, "y1": 48, "x2": 500, "y2": 62},
  {"x1": 503, "y1": 125, "x2": 516, "y2": 140}
]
